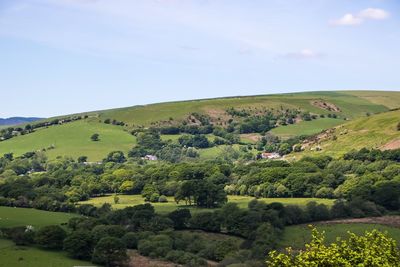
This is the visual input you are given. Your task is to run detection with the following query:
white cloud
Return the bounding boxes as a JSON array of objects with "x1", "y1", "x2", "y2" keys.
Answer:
[
  {"x1": 359, "y1": 8, "x2": 389, "y2": 20},
  {"x1": 331, "y1": 13, "x2": 363, "y2": 26},
  {"x1": 331, "y1": 8, "x2": 389, "y2": 26},
  {"x1": 283, "y1": 49, "x2": 322, "y2": 60}
]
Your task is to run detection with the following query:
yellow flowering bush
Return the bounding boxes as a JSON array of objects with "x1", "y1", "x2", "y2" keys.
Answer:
[{"x1": 267, "y1": 227, "x2": 400, "y2": 267}]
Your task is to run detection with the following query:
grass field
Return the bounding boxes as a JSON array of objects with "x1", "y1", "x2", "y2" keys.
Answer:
[
  {"x1": 0, "y1": 120, "x2": 136, "y2": 161},
  {"x1": 270, "y1": 118, "x2": 345, "y2": 139},
  {"x1": 298, "y1": 109, "x2": 400, "y2": 157},
  {"x1": 0, "y1": 239, "x2": 92, "y2": 267},
  {"x1": 80, "y1": 194, "x2": 335, "y2": 214},
  {"x1": 0, "y1": 207, "x2": 79, "y2": 228},
  {"x1": 97, "y1": 91, "x2": 394, "y2": 126},
  {"x1": 279, "y1": 223, "x2": 400, "y2": 249}
]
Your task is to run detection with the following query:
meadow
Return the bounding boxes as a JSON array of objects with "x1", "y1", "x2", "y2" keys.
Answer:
[
  {"x1": 0, "y1": 119, "x2": 136, "y2": 161},
  {"x1": 299, "y1": 109, "x2": 400, "y2": 157},
  {"x1": 0, "y1": 239, "x2": 92, "y2": 267},
  {"x1": 0, "y1": 207, "x2": 79, "y2": 228},
  {"x1": 269, "y1": 118, "x2": 345, "y2": 139},
  {"x1": 79, "y1": 194, "x2": 335, "y2": 214},
  {"x1": 279, "y1": 223, "x2": 400, "y2": 249}
]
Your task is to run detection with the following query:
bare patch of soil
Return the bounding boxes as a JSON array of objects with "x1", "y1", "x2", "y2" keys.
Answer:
[
  {"x1": 380, "y1": 139, "x2": 400, "y2": 150},
  {"x1": 240, "y1": 133, "x2": 261, "y2": 142},
  {"x1": 315, "y1": 216, "x2": 400, "y2": 228},
  {"x1": 311, "y1": 100, "x2": 341, "y2": 112},
  {"x1": 128, "y1": 250, "x2": 181, "y2": 267}
]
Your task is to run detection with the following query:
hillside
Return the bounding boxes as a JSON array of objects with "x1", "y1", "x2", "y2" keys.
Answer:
[
  {"x1": 0, "y1": 117, "x2": 43, "y2": 126},
  {"x1": 296, "y1": 109, "x2": 400, "y2": 157},
  {"x1": 0, "y1": 90, "x2": 399, "y2": 161},
  {"x1": 95, "y1": 91, "x2": 394, "y2": 127}
]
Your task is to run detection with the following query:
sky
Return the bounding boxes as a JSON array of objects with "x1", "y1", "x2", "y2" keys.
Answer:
[{"x1": 0, "y1": 0, "x2": 399, "y2": 118}]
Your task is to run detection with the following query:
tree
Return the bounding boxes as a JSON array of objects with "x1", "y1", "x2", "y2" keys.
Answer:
[
  {"x1": 92, "y1": 237, "x2": 127, "y2": 267},
  {"x1": 267, "y1": 228, "x2": 400, "y2": 266},
  {"x1": 63, "y1": 231, "x2": 93, "y2": 259},
  {"x1": 77, "y1": 156, "x2": 88, "y2": 163},
  {"x1": 168, "y1": 209, "x2": 192, "y2": 229},
  {"x1": 119, "y1": 180, "x2": 135, "y2": 193},
  {"x1": 104, "y1": 151, "x2": 126, "y2": 163},
  {"x1": 35, "y1": 225, "x2": 66, "y2": 249},
  {"x1": 91, "y1": 133, "x2": 100, "y2": 141}
]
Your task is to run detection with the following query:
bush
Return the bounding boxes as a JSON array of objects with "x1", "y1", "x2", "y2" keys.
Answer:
[
  {"x1": 35, "y1": 225, "x2": 66, "y2": 249},
  {"x1": 158, "y1": 195, "x2": 168, "y2": 203},
  {"x1": 121, "y1": 232, "x2": 138, "y2": 249},
  {"x1": 138, "y1": 234, "x2": 173, "y2": 258},
  {"x1": 267, "y1": 228, "x2": 400, "y2": 266},
  {"x1": 92, "y1": 237, "x2": 127, "y2": 266},
  {"x1": 63, "y1": 231, "x2": 93, "y2": 260}
]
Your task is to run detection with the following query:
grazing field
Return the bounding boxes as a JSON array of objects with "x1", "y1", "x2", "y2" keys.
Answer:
[
  {"x1": 0, "y1": 207, "x2": 79, "y2": 228},
  {"x1": 299, "y1": 109, "x2": 400, "y2": 157},
  {"x1": 80, "y1": 194, "x2": 335, "y2": 213},
  {"x1": 345, "y1": 91, "x2": 400, "y2": 110},
  {"x1": 279, "y1": 223, "x2": 400, "y2": 249},
  {"x1": 0, "y1": 239, "x2": 92, "y2": 267},
  {"x1": 0, "y1": 120, "x2": 136, "y2": 161},
  {"x1": 269, "y1": 118, "x2": 345, "y2": 139}
]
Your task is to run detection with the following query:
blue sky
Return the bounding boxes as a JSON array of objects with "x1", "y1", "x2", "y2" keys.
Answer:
[{"x1": 0, "y1": 0, "x2": 399, "y2": 117}]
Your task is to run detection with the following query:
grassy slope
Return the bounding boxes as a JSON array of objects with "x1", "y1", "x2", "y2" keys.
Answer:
[
  {"x1": 80, "y1": 194, "x2": 334, "y2": 214},
  {"x1": 270, "y1": 118, "x2": 346, "y2": 139},
  {"x1": 98, "y1": 91, "x2": 394, "y2": 126},
  {"x1": 1, "y1": 91, "x2": 398, "y2": 160},
  {"x1": 297, "y1": 109, "x2": 400, "y2": 157},
  {"x1": 0, "y1": 207, "x2": 79, "y2": 228},
  {"x1": 0, "y1": 239, "x2": 91, "y2": 267},
  {"x1": 0, "y1": 120, "x2": 136, "y2": 161},
  {"x1": 279, "y1": 223, "x2": 400, "y2": 249},
  {"x1": 344, "y1": 91, "x2": 400, "y2": 110}
]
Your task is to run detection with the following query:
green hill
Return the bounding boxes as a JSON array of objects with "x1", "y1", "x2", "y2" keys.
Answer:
[
  {"x1": 0, "y1": 90, "x2": 399, "y2": 160},
  {"x1": 96, "y1": 91, "x2": 394, "y2": 126},
  {"x1": 295, "y1": 109, "x2": 400, "y2": 157}
]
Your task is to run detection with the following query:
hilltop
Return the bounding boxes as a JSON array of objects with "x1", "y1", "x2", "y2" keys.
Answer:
[{"x1": 0, "y1": 90, "x2": 399, "y2": 161}]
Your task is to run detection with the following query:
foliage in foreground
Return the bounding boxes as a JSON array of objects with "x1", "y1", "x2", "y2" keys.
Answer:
[{"x1": 267, "y1": 228, "x2": 400, "y2": 267}]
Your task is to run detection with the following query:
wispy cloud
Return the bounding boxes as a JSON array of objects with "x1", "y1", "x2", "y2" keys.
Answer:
[
  {"x1": 283, "y1": 49, "x2": 322, "y2": 60},
  {"x1": 331, "y1": 8, "x2": 389, "y2": 26}
]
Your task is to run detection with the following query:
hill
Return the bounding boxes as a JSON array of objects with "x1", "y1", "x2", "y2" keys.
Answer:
[
  {"x1": 0, "y1": 90, "x2": 399, "y2": 160},
  {"x1": 295, "y1": 109, "x2": 400, "y2": 157},
  {"x1": 0, "y1": 117, "x2": 43, "y2": 126}
]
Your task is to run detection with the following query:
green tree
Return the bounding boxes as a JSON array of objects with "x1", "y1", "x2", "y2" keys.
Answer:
[
  {"x1": 267, "y1": 228, "x2": 400, "y2": 267},
  {"x1": 35, "y1": 225, "x2": 66, "y2": 249},
  {"x1": 63, "y1": 231, "x2": 93, "y2": 259},
  {"x1": 92, "y1": 237, "x2": 127, "y2": 267},
  {"x1": 91, "y1": 133, "x2": 100, "y2": 141}
]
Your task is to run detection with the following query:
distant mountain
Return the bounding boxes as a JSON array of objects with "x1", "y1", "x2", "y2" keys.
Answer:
[{"x1": 0, "y1": 117, "x2": 44, "y2": 126}]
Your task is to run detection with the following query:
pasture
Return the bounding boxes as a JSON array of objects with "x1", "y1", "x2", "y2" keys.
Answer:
[
  {"x1": 0, "y1": 207, "x2": 79, "y2": 228},
  {"x1": 0, "y1": 120, "x2": 136, "y2": 161},
  {"x1": 0, "y1": 239, "x2": 92, "y2": 267},
  {"x1": 96, "y1": 91, "x2": 394, "y2": 126},
  {"x1": 279, "y1": 223, "x2": 400, "y2": 249},
  {"x1": 299, "y1": 109, "x2": 400, "y2": 157},
  {"x1": 269, "y1": 118, "x2": 345, "y2": 139},
  {"x1": 80, "y1": 194, "x2": 335, "y2": 213}
]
